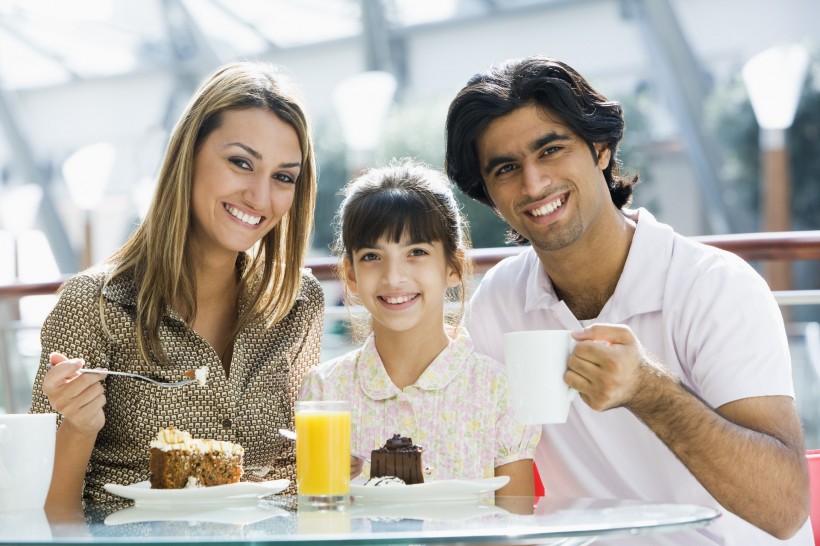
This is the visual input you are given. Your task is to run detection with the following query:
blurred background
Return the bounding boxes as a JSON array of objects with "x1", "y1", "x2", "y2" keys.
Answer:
[{"x1": 1, "y1": 0, "x2": 819, "y2": 443}]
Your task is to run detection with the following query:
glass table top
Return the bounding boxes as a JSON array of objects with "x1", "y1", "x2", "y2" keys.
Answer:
[{"x1": 0, "y1": 495, "x2": 720, "y2": 545}]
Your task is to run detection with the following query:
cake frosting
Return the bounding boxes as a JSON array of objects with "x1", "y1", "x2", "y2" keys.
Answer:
[
  {"x1": 364, "y1": 476, "x2": 406, "y2": 487},
  {"x1": 149, "y1": 426, "x2": 241, "y2": 455},
  {"x1": 183, "y1": 366, "x2": 209, "y2": 387}
]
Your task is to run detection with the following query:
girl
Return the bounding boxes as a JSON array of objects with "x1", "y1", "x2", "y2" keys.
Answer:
[
  {"x1": 31, "y1": 61, "x2": 323, "y2": 512},
  {"x1": 300, "y1": 158, "x2": 539, "y2": 496}
]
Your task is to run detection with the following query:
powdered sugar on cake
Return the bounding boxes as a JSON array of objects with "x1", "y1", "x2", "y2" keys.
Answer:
[{"x1": 364, "y1": 476, "x2": 406, "y2": 487}]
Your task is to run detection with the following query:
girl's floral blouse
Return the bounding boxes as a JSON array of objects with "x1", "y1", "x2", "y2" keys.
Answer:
[{"x1": 300, "y1": 328, "x2": 540, "y2": 481}]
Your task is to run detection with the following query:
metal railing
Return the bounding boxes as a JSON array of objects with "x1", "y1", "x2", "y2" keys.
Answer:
[
  {"x1": 2, "y1": 230, "x2": 820, "y2": 416},
  {"x1": 2, "y1": 230, "x2": 820, "y2": 296}
]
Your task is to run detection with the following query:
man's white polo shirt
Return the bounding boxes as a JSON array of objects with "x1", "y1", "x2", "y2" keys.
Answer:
[{"x1": 464, "y1": 208, "x2": 811, "y2": 545}]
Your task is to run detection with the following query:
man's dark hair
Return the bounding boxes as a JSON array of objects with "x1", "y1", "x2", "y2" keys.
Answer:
[{"x1": 445, "y1": 56, "x2": 637, "y2": 225}]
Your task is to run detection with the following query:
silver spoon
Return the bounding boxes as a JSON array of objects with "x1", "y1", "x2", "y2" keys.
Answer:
[
  {"x1": 277, "y1": 428, "x2": 370, "y2": 462},
  {"x1": 278, "y1": 428, "x2": 297, "y2": 441},
  {"x1": 78, "y1": 368, "x2": 196, "y2": 388}
]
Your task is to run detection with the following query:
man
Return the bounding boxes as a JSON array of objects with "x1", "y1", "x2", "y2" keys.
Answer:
[{"x1": 445, "y1": 56, "x2": 811, "y2": 544}]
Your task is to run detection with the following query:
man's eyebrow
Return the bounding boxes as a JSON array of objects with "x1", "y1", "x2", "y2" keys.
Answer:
[
  {"x1": 482, "y1": 132, "x2": 572, "y2": 175},
  {"x1": 483, "y1": 154, "x2": 516, "y2": 176},
  {"x1": 530, "y1": 132, "x2": 572, "y2": 153}
]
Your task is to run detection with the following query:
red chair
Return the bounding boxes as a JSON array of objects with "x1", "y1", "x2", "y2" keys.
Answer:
[
  {"x1": 533, "y1": 462, "x2": 545, "y2": 497},
  {"x1": 807, "y1": 450, "x2": 820, "y2": 545}
]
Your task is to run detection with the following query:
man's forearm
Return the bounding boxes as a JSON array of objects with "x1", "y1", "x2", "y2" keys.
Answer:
[{"x1": 628, "y1": 369, "x2": 809, "y2": 539}]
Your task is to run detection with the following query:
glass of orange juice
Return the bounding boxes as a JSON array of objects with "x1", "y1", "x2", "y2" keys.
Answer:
[{"x1": 295, "y1": 400, "x2": 351, "y2": 510}]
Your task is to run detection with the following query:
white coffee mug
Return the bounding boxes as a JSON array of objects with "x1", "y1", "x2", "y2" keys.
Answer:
[
  {"x1": 0, "y1": 508, "x2": 52, "y2": 540},
  {"x1": 0, "y1": 413, "x2": 57, "y2": 511},
  {"x1": 504, "y1": 330, "x2": 578, "y2": 424}
]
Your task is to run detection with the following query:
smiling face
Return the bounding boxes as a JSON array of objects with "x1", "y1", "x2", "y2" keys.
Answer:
[
  {"x1": 476, "y1": 103, "x2": 612, "y2": 253},
  {"x1": 344, "y1": 234, "x2": 461, "y2": 339},
  {"x1": 189, "y1": 107, "x2": 302, "y2": 262}
]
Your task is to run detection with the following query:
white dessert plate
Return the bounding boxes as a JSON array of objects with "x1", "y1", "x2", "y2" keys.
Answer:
[
  {"x1": 349, "y1": 476, "x2": 509, "y2": 504},
  {"x1": 103, "y1": 479, "x2": 290, "y2": 506},
  {"x1": 104, "y1": 503, "x2": 289, "y2": 525}
]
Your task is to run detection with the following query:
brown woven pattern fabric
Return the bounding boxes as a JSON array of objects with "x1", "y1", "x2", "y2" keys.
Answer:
[{"x1": 30, "y1": 266, "x2": 324, "y2": 505}]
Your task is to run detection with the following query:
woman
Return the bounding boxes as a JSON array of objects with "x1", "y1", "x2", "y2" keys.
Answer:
[{"x1": 29, "y1": 61, "x2": 323, "y2": 510}]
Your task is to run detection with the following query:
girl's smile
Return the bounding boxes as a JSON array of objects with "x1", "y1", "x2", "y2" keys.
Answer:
[{"x1": 379, "y1": 292, "x2": 420, "y2": 307}]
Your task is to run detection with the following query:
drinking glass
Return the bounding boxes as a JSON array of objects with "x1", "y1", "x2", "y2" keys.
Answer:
[{"x1": 295, "y1": 400, "x2": 351, "y2": 510}]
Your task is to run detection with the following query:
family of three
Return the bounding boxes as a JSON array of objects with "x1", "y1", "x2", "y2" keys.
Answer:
[{"x1": 30, "y1": 56, "x2": 810, "y2": 544}]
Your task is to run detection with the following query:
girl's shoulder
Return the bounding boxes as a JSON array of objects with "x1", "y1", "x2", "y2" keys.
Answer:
[
  {"x1": 310, "y1": 345, "x2": 364, "y2": 380},
  {"x1": 461, "y1": 350, "x2": 507, "y2": 384},
  {"x1": 453, "y1": 328, "x2": 505, "y2": 370},
  {"x1": 451, "y1": 329, "x2": 508, "y2": 383}
]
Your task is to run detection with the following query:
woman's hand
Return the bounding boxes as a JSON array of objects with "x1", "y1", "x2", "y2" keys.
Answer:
[
  {"x1": 42, "y1": 353, "x2": 107, "y2": 512},
  {"x1": 350, "y1": 455, "x2": 364, "y2": 480},
  {"x1": 42, "y1": 352, "x2": 107, "y2": 437}
]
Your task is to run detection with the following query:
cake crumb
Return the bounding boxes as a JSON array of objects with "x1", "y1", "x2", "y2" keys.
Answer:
[
  {"x1": 183, "y1": 366, "x2": 209, "y2": 386},
  {"x1": 184, "y1": 476, "x2": 203, "y2": 489}
]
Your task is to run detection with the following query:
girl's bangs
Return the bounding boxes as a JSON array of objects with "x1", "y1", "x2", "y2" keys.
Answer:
[{"x1": 345, "y1": 191, "x2": 445, "y2": 251}]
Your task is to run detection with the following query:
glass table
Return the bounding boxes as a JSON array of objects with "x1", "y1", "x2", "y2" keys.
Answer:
[{"x1": 1, "y1": 495, "x2": 720, "y2": 545}]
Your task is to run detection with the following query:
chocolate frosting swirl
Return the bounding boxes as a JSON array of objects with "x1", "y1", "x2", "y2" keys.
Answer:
[{"x1": 378, "y1": 433, "x2": 422, "y2": 452}]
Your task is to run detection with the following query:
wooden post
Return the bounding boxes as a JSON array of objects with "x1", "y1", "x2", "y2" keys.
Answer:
[{"x1": 761, "y1": 131, "x2": 792, "y2": 292}]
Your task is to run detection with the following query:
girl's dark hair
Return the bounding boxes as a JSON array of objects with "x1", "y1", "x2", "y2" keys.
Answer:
[
  {"x1": 334, "y1": 158, "x2": 472, "y2": 334},
  {"x1": 445, "y1": 56, "x2": 638, "y2": 244}
]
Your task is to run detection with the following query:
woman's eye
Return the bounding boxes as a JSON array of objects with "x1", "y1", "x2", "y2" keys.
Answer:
[
  {"x1": 230, "y1": 157, "x2": 252, "y2": 170},
  {"x1": 359, "y1": 253, "x2": 378, "y2": 262},
  {"x1": 409, "y1": 248, "x2": 429, "y2": 257},
  {"x1": 273, "y1": 173, "x2": 296, "y2": 184}
]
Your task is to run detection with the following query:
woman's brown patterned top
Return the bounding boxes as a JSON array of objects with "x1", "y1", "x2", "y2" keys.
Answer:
[{"x1": 30, "y1": 265, "x2": 324, "y2": 505}]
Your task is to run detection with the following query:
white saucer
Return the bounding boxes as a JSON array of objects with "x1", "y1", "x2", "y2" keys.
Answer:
[{"x1": 103, "y1": 479, "x2": 290, "y2": 506}]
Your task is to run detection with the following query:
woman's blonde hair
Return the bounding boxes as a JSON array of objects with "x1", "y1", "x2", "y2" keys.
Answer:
[{"x1": 103, "y1": 61, "x2": 317, "y2": 366}]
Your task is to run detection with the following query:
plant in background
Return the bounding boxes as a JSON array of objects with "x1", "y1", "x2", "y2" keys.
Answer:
[
  {"x1": 614, "y1": 87, "x2": 655, "y2": 213},
  {"x1": 312, "y1": 96, "x2": 509, "y2": 252},
  {"x1": 705, "y1": 74, "x2": 765, "y2": 233},
  {"x1": 376, "y1": 96, "x2": 509, "y2": 248},
  {"x1": 707, "y1": 49, "x2": 820, "y2": 233},
  {"x1": 312, "y1": 117, "x2": 348, "y2": 255},
  {"x1": 707, "y1": 48, "x2": 820, "y2": 322},
  {"x1": 788, "y1": 68, "x2": 820, "y2": 231}
]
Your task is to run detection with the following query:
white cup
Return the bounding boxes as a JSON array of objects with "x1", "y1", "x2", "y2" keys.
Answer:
[
  {"x1": 504, "y1": 330, "x2": 578, "y2": 424},
  {"x1": 0, "y1": 508, "x2": 52, "y2": 540},
  {"x1": 0, "y1": 413, "x2": 57, "y2": 511}
]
